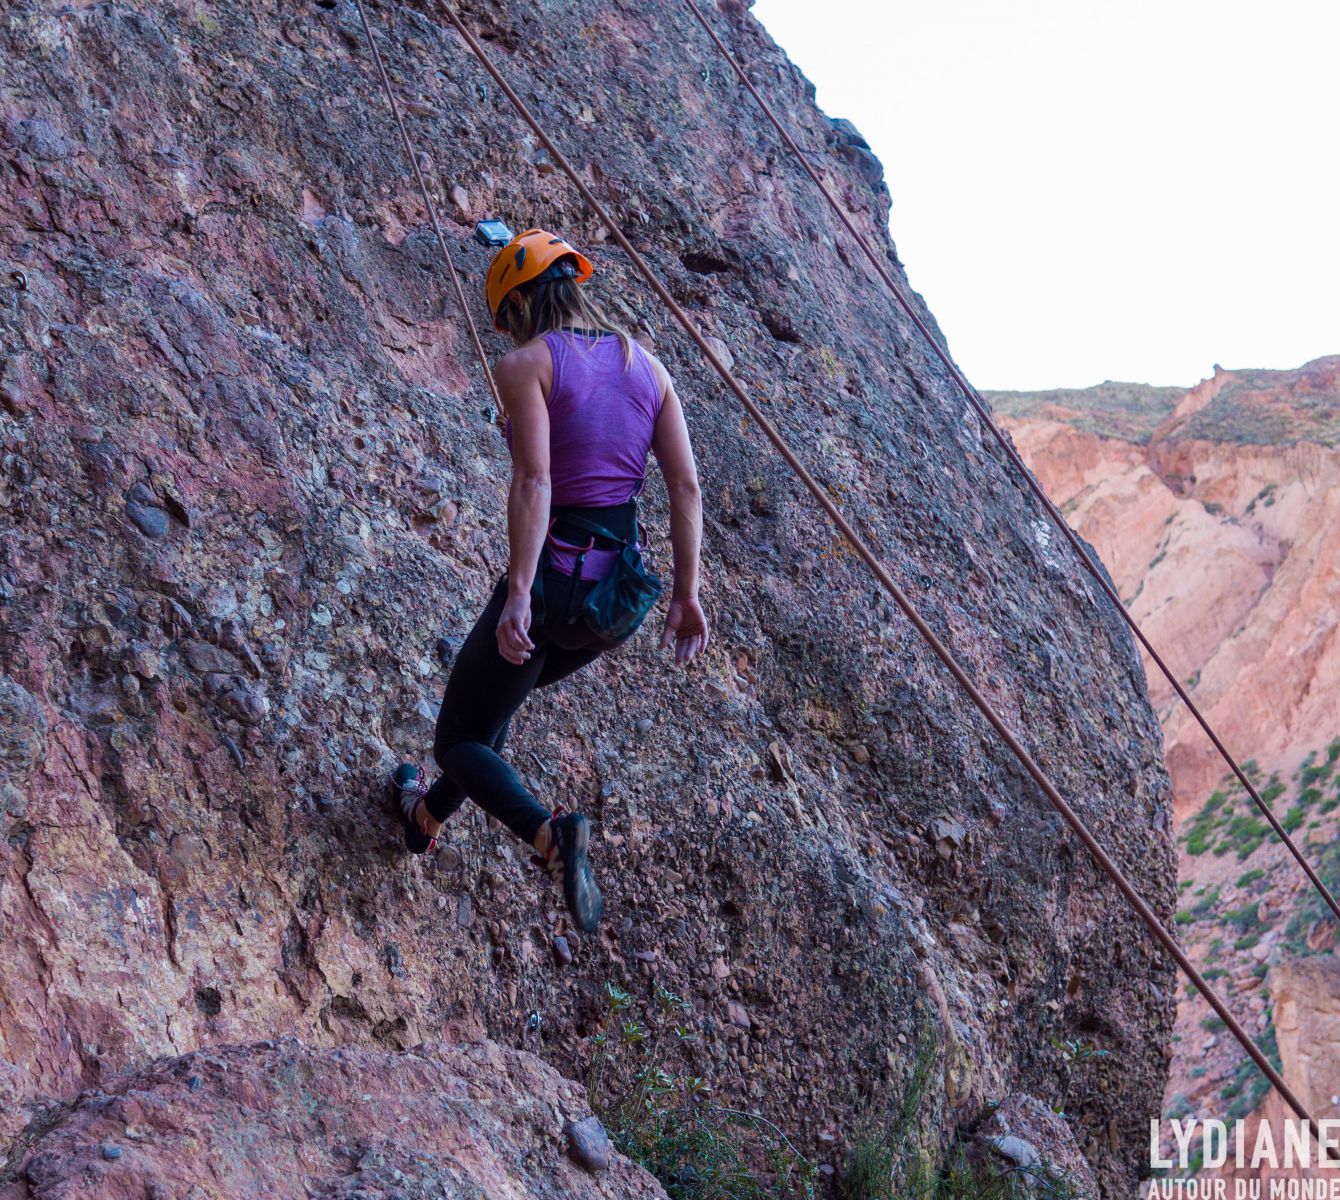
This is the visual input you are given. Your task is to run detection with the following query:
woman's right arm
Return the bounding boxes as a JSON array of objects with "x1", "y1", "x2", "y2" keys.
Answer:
[{"x1": 650, "y1": 365, "x2": 709, "y2": 666}]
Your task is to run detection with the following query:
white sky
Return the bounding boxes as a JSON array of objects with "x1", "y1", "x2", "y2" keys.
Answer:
[{"x1": 752, "y1": 0, "x2": 1340, "y2": 390}]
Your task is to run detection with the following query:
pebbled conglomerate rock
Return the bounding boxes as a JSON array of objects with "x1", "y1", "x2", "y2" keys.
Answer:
[
  {"x1": 0, "y1": 1, "x2": 1174, "y2": 1195},
  {"x1": 0, "y1": 1037, "x2": 664, "y2": 1199}
]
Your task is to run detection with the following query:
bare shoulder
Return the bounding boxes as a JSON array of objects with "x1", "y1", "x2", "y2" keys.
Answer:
[
  {"x1": 496, "y1": 338, "x2": 551, "y2": 381},
  {"x1": 639, "y1": 345, "x2": 673, "y2": 394}
]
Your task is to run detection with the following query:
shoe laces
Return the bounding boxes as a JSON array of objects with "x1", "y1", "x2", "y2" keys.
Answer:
[
  {"x1": 532, "y1": 803, "x2": 568, "y2": 883},
  {"x1": 402, "y1": 765, "x2": 437, "y2": 852}
]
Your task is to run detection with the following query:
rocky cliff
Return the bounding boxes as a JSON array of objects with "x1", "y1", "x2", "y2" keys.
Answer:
[
  {"x1": 995, "y1": 357, "x2": 1340, "y2": 1189},
  {"x1": 0, "y1": 2, "x2": 1176, "y2": 1195}
]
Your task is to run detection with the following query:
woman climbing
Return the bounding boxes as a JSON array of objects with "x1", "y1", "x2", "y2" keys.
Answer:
[{"x1": 391, "y1": 228, "x2": 708, "y2": 932}]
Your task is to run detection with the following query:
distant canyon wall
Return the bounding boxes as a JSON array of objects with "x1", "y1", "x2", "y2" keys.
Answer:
[{"x1": 996, "y1": 358, "x2": 1340, "y2": 819}]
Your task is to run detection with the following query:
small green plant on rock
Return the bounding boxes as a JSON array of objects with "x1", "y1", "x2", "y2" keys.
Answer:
[
  {"x1": 586, "y1": 981, "x2": 817, "y2": 1200},
  {"x1": 840, "y1": 1028, "x2": 938, "y2": 1199},
  {"x1": 1050, "y1": 1037, "x2": 1110, "y2": 1121},
  {"x1": 839, "y1": 1032, "x2": 1090, "y2": 1199},
  {"x1": 855, "y1": 1145, "x2": 1088, "y2": 1199}
]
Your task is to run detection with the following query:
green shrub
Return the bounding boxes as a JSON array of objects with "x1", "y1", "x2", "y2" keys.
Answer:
[
  {"x1": 1280, "y1": 836, "x2": 1340, "y2": 956},
  {"x1": 930, "y1": 1151, "x2": 1088, "y2": 1199},
  {"x1": 1259, "y1": 774, "x2": 1286, "y2": 805},
  {"x1": 1223, "y1": 1025, "x2": 1282, "y2": 1121},
  {"x1": 1222, "y1": 812, "x2": 1271, "y2": 859},
  {"x1": 1300, "y1": 749, "x2": 1334, "y2": 786},
  {"x1": 841, "y1": 1135, "x2": 898, "y2": 1200},
  {"x1": 838, "y1": 1037, "x2": 1092, "y2": 1199},
  {"x1": 1185, "y1": 829, "x2": 1215, "y2": 856},
  {"x1": 1235, "y1": 869, "x2": 1265, "y2": 889},
  {"x1": 1184, "y1": 792, "x2": 1231, "y2": 856},
  {"x1": 1191, "y1": 886, "x2": 1221, "y2": 918},
  {"x1": 1246, "y1": 484, "x2": 1278, "y2": 515},
  {"x1": 845, "y1": 1141, "x2": 1088, "y2": 1199}
]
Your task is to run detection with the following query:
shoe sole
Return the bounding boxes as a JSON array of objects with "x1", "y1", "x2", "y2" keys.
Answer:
[{"x1": 562, "y1": 815, "x2": 603, "y2": 932}]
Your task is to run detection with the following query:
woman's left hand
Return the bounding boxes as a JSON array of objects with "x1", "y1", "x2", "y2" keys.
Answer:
[{"x1": 496, "y1": 592, "x2": 536, "y2": 665}]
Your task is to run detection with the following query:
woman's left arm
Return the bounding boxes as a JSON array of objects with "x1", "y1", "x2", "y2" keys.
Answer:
[{"x1": 495, "y1": 345, "x2": 551, "y2": 665}]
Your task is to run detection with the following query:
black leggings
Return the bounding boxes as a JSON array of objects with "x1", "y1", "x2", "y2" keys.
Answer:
[{"x1": 424, "y1": 566, "x2": 614, "y2": 844}]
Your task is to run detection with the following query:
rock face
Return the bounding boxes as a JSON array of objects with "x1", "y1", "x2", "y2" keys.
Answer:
[
  {"x1": 0, "y1": 2, "x2": 1174, "y2": 1195},
  {"x1": 996, "y1": 358, "x2": 1340, "y2": 1189},
  {"x1": 0, "y1": 1037, "x2": 664, "y2": 1199}
]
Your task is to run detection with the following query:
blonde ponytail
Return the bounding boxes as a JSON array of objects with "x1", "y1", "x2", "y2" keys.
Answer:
[{"x1": 497, "y1": 268, "x2": 636, "y2": 367}]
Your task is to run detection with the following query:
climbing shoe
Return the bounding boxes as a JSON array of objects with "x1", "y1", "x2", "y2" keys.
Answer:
[
  {"x1": 391, "y1": 763, "x2": 437, "y2": 855},
  {"x1": 538, "y1": 810, "x2": 603, "y2": 932}
]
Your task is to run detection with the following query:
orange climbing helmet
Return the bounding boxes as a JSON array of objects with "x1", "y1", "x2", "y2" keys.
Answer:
[{"x1": 485, "y1": 227, "x2": 594, "y2": 329}]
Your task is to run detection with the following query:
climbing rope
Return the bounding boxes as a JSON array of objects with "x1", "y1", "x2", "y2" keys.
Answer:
[
  {"x1": 330, "y1": 0, "x2": 1314, "y2": 1131},
  {"x1": 422, "y1": 0, "x2": 1314, "y2": 1130},
  {"x1": 679, "y1": 0, "x2": 1340, "y2": 930},
  {"x1": 351, "y1": 0, "x2": 503, "y2": 417}
]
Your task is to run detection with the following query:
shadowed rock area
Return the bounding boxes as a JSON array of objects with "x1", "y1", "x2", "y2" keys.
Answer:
[{"x1": 1, "y1": 0, "x2": 1174, "y2": 1194}]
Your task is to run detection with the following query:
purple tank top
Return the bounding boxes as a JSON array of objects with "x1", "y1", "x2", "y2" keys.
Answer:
[{"x1": 503, "y1": 330, "x2": 663, "y2": 579}]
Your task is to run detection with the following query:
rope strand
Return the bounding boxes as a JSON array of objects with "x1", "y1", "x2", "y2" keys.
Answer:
[
  {"x1": 351, "y1": 0, "x2": 503, "y2": 416},
  {"x1": 429, "y1": 0, "x2": 1314, "y2": 1131},
  {"x1": 678, "y1": 0, "x2": 1340, "y2": 928}
]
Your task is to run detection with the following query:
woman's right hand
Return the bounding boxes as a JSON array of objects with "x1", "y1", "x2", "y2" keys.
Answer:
[
  {"x1": 496, "y1": 591, "x2": 536, "y2": 665},
  {"x1": 660, "y1": 595, "x2": 709, "y2": 666}
]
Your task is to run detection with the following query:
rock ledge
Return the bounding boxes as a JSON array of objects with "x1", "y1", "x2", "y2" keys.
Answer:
[{"x1": 1, "y1": 1037, "x2": 665, "y2": 1200}]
